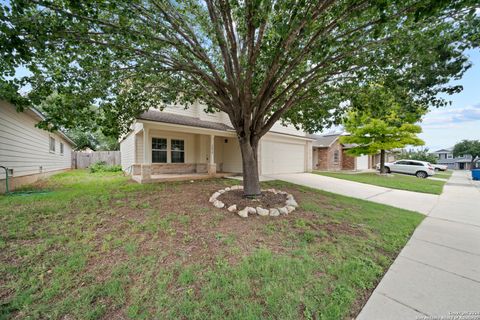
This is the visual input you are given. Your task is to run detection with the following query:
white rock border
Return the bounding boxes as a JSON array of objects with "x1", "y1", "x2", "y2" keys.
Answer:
[{"x1": 209, "y1": 186, "x2": 298, "y2": 218}]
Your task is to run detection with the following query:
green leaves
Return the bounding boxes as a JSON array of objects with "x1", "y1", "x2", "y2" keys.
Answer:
[
  {"x1": 453, "y1": 140, "x2": 480, "y2": 161},
  {"x1": 340, "y1": 84, "x2": 425, "y2": 156},
  {"x1": 0, "y1": 0, "x2": 478, "y2": 139}
]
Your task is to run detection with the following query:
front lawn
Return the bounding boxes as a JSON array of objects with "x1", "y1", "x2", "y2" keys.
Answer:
[
  {"x1": 314, "y1": 171, "x2": 446, "y2": 195},
  {"x1": 0, "y1": 170, "x2": 423, "y2": 319},
  {"x1": 434, "y1": 170, "x2": 453, "y2": 180}
]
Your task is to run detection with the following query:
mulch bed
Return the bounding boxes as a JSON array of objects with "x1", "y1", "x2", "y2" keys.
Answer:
[{"x1": 217, "y1": 190, "x2": 287, "y2": 209}]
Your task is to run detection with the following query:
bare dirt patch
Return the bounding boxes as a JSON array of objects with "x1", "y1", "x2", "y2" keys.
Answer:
[{"x1": 217, "y1": 189, "x2": 287, "y2": 209}]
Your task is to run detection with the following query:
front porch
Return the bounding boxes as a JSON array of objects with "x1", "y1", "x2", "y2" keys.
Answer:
[
  {"x1": 128, "y1": 121, "x2": 243, "y2": 183},
  {"x1": 131, "y1": 163, "x2": 237, "y2": 183}
]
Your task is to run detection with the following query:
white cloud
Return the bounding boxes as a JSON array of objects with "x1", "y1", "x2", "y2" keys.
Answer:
[{"x1": 421, "y1": 104, "x2": 480, "y2": 128}]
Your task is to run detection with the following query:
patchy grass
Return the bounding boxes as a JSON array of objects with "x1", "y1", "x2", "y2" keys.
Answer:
[
  {"x1": 314, "y1": 171, "x2": 446, "y2": 195},
  {"x1": 434, "y1": 170, "x2": 453, "y2": 180},
  {"x1": 0, "y1": 170, "x2": 423, "y2": 319}
]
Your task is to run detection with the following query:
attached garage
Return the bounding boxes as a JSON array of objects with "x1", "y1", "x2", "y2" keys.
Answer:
[
  {"x1": 356, "y1": 155, "x2": 369, "y2": 170},
  {"x1": 260, "y1": 138, "x2": 307, "y2": 175}
]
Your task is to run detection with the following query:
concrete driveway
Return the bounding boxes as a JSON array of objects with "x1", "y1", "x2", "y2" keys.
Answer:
[
  {"x1": 270, "y1": 171, "x2": 480, "y2": 319},
  {"x1": 268, "y1": 173, "x2": 439, "y2": 214}
]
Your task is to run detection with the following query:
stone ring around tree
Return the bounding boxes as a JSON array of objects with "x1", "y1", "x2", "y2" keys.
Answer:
[{"x1": 209, "y1": 185, "x2": 298, "y2": 218}]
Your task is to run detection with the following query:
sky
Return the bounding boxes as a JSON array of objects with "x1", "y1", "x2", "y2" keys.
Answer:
[
  {"x1": 322, "y1": 49, "x2": 480, "y2": 151},
  {"x1": 418, "y1": 49, "x2": 480, "y2": 151}
]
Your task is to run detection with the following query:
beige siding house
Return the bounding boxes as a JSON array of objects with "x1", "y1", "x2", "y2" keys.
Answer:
[
  {"x1": 0, "y1": 100, "x2": 75, "y2": 192},
  {"x1": 120, "y1": 102, "x2": 313, "y2": 183}
]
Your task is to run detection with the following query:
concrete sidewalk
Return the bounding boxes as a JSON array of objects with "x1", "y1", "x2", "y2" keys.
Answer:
[
  {"x1": 357, "y1": 171, "x2": 480, "y2": 319},
  {"x1": 268, "y1": 173, "x2": 439, "y2": 214}
]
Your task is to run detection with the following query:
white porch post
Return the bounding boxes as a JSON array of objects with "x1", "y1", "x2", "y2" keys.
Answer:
[
  {"x1": 141, "y1": 127, "x2": 151, "y2": 181},
  {"x1": 208, "y1": 134, "x2": 216, "y2": 175}
]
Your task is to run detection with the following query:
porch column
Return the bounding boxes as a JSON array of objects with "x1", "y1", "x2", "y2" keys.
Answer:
[
  {"x1": 141, "y1": 127, "x2": 151, "y2": 182},
  {"x1": 208, "y1": 134, "x2": 216, "y2": 175},
  {"x1": 143, "y1": 127, "x2": 149, "y2": 163}
]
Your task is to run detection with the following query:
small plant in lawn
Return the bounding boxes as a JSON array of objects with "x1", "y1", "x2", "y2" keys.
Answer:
[{"x1": 89, "y1": 161, "x2": 122, "y2": 173}]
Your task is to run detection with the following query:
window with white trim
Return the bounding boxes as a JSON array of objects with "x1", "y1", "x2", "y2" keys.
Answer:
[
  {"x1": 152, "y1": 138, "x2": 167, "y2": 163},
  {"x1": 60, "y1": 142, "x2": 64, "y2": 155},
  {"x1": 333, "y1": 150, "x2": 340, "y2": 163},
  {"x1": 171, "y1": 139, "x2": 185, "y2": 163},
  {"x1": 447, "y1": 153, "x2": 453, "y2": 159},
  {"x1": 49, "y1": 137, "x2": 55, "y2": 153}
]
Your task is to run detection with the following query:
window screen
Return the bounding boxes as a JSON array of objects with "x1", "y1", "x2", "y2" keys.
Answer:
[
  {"x1": 49, "y1": 137, "x2": 55, "y2": 152},
  {"x1": 333, "y1": 150, "x2": 339, "y2": 163},
  {"x1": 171, "y1": 139, "x2": 185, "y2": 163},
  {"x1": 152, "y1": 138, "x2": 167, "y2": 163}
]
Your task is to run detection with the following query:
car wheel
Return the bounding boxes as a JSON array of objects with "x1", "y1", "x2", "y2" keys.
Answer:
[
  {"x1": 385, "y1": 167, "x2": 391, "y2": 173},
  {"x1": 434, "y1": 168, "x2": 440, "y2": 172},
  {"x1": 416, "y1": 171, "x2": 427, "y2": 178}
]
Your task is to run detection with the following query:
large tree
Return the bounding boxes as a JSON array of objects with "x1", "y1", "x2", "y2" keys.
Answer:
[
  {"x1": 341, "y1": 114, "x2": 425, "y2": 173},
  {"x1": 1, "y1": 1, "x2": 478, "y2": 196},
  {"x1": 340, "y1": 83, "x2": 426, "y2": 173},
  {"x1": 453, "y1": 140, "x2": 480, "y2": 169}
]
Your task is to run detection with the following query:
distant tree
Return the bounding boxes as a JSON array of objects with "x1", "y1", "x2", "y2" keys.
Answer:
[
  {"x1": 68, "y1": 129, "x2": 119, "y2": 151},
  {"x1": 398, "y1": 148, "x2": 438, "y2": 164},
  {"x1": 340, "y1": 84, "x2": 425, "y2": 173},
  {"x1": 34, "y1": 93, "x2": 120, "y2": 151},
  {"x1": 453, "y1": 140, "x2": 480, "y2": 169}
]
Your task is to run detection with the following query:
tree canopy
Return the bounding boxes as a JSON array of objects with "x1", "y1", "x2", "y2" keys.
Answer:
[
  {"x1": 1, "y1": 0, "x2": 479, "y2": 195},
  {"x1": 340, "y1": 83, "x2": 425, "y2": 172},
  {"x1": 453, "y1": 140, "x2": 480, "y2": 166}
]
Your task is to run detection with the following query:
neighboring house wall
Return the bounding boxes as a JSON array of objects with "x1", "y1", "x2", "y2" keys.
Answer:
[
  {"x1": 433, "y1": 149, "x2": 477, "y2": 170},
  {"x1": 0, "y1": 101, "x2": 73, "y2": 192},
  {"x1": 314, "y1": 140, "x2": 344, "y2": 171},
  {"x1": 120, "y1": 131, "x2": 135, "y2": 171},
  {"x1": 341, "y1": 150, "x2": 356, "y2": 170}
]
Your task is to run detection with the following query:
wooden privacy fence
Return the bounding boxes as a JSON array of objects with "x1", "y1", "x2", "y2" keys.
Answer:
[{"x1": 72, "y1": 151, "x2": 121, "y2": 169}]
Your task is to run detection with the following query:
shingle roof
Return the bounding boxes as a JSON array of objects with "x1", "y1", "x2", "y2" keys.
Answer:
[
  {"x1": 138, "y1": 110, "x2": 233, "y2": 131},
  {"x1": 433, "y1": 147, "x2": 453, "y2": 153},
  {"x1": 307, "y1": 133, "x2": 340, "y2": 147}
]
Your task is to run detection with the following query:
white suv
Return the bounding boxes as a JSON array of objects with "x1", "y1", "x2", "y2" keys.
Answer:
[{"x1": 377, "y1": 160, "x2": 436, "y2": 178}]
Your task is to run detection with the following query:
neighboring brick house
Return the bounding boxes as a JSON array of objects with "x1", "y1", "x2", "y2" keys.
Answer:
[{"x1": 309, "y1": 133, "x2": 368, "y2": 171}]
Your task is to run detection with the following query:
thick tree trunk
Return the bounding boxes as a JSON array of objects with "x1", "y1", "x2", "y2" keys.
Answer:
[
  {"x1": 380, "y1": 149, "x2": 386, "y2": 174},
  {"x1": 239, "y1": 138, "x2": 261, "y2": 197}
]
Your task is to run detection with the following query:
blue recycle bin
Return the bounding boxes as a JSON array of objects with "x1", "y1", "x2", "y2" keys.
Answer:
[{"x1": 472, "y1": 169, "x2": 480, "y2": 181}]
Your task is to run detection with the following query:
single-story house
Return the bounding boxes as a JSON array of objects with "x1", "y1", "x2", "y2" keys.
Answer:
[
  {"x1": 433, "y1": 147, "x2": 478, "y2": 170},
  {"x1": 120, "y1": 102, "x2": 313, "y2": 183},
  {"x1": 309, "y1": 133, "x2": 396, "y2": 171},
  {"x1": 0, "y1": 100, "x2": 75, "y2": 193}
]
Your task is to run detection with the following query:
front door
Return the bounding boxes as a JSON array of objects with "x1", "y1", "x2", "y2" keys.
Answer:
[{"x1": 459, "y1": 163, "x2": 465, "y2": 170}]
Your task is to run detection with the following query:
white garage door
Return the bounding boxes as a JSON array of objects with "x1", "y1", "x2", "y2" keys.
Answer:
[
  {"x1": 356, "y1": 155, "x2": 369, "y2": 170},
  {"x1": 261, "y1": 140, "x2": 305, "y2": 175}
]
